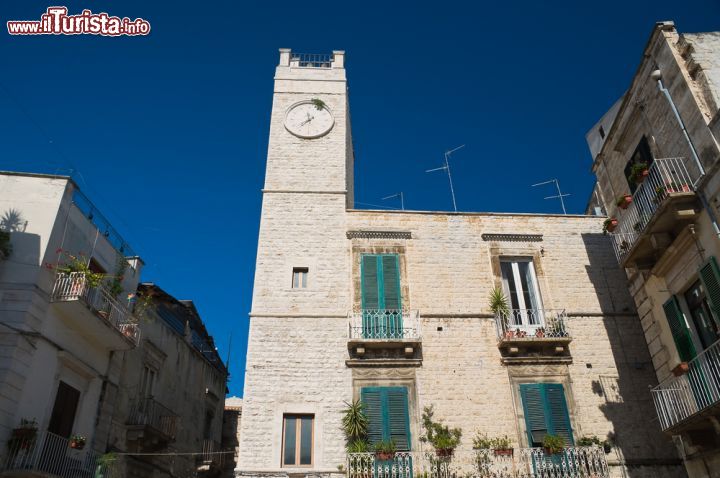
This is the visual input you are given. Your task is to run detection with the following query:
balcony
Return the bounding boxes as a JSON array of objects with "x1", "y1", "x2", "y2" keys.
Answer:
[
  {"x1": 610, "y1": 157, "x2": 701, "y2": 268},
  {"x1": 197, "y1": 440, "x2": 227, "y2": 475},
  {"x1": 0, "y1": 430, "x2": 115, "y2": 478},
  {"x1": 347, "y1": 447, "x2": 609, "y2": 478},
  {"x1": 495, "y1": 309, "x2": 572, "y2": 363},
  {"x1": 50, "y1": 272, "x2": 140, "y2": 349},
  {"x1": 126, "y1": 398, "x2": 179, "y2": 450},
  {"x1": 652, "y1": 339, "x2": 720, "y2": 433},
  {"x1": 347, "y1": 309, "x2": 422, "y2": 366}
]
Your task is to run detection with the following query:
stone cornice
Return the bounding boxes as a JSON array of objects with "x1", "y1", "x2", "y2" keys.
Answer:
[
  {"x1": 481, "y1": 233, "x2": 543, "y2": 242},
  {"x1": 346, "y1": 230, "x2": 412, "y2": 240}
]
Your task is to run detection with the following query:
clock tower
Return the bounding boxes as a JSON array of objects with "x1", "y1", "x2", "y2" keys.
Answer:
[{"x1": 240, "y1": 50, "x2": 355, "y2": 473}]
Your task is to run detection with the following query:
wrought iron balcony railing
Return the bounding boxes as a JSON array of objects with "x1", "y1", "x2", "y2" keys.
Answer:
[
  {"x1": 347, "y1": 447, "x2": 609, "y2": 478},
  {"x1": 610, "y1": 157, "x2": 697, "y2": 263},
  {"x1": 348, "y1": 309, "x2": 421, "y2": 340},
  {"x1": 127, "y1": 397, "x2": 179, "y2": 440},
  {"x1": 51, "y1": 272, "x2": 140, "y2": 345},
  {"x1": 1, "y1": 430, "x2": 119, "y2": 477},
  {"x1": 652, "y1": 338, "x2": 720, "y2": 431},
  {"x1": 495, "y1": 309, "x2": 570, "y2": 341},
  {"x1": 290, "y1": 52, "x2": 333, "y2": 68}
]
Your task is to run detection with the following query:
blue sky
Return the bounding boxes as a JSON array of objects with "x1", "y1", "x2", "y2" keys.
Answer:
[{"x1": 1, "y1": 1, "x2": 718, "y2": 396}]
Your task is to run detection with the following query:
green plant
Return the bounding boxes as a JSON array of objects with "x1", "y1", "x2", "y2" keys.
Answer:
[
  {"x1": 311, "y1": 98, "x2": 326, "y2": 111},
  {"x1": 489, "y1": 287, "x2": 510, "y2": 316},
  {"x1": 578, "y1": 435, "x2": 612, "y2": 453},
  {"x1": 342, "y1": 399, "x2": 369, "y2": 443},
  {"x1": 628, "y1": 162, "x2": 649, "y2": 183},
  {"x1": 49, "y1": 250, "x2": 104, "y2": 288},
  {"x1": 0, "y1": 231, "x2": 11, "y2": 259},
  {"x1": 602, "y1": 218, "x2": 617, "y2": 234},
  {"x1": 473, "y1": 434, "x2": 512, "y2": 450},
  {"x1": 420, "y1": 405, "x2": 462, "y2": 452},
  {"x1": 105, "y1": 256, "x2": 128, "y2": 299},
  {"x1": 347, "y1": 439, "x2": 370, "y2": 453},
  {"x1": 542, "y1": 434, "x2": 566, "y2": 454},
  {"x1": 373, "y1": 439, "x2": 397, "y2": 454},
  {"x1": 337, "y1": 464, "x2": 345, "y2": 472}
]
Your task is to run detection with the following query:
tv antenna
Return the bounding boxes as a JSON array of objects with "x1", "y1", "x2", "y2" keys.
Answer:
[
  {"x1": 382, "y1": 192, "x2": 405, "y2": 210},
  {"x1": 426, "y1": 144, "x2": 465, "y2": 212},
  {"x1": 532, "y1": 178, "x2": 570, "y2": 215}
]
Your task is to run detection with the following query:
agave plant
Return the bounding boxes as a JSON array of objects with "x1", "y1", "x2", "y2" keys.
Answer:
[
  {"x1": 489, "y1": 287, "x2": 510, "y2": 316},
  {"x1": 342, "y1": 399, "x2": 369, "y2": 443}
]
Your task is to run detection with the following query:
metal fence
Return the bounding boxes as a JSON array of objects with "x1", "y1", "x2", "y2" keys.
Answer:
[
  {"x1": 610, "y1": 157, "x2": 696, "y2": 262},
  {"x1": 495, "y1": 309, "x2": 569, "y2": 340},
  {"x1": 348, "y1": 309, "x2": 421, "y2": 340},
  {"x1": 348, "y1": 447, "x2": 609, "y2": 478},
  {"x1": 290, "y1": 52, "x2": 334, "y2": 68},
  {"x1": 1, "y1": 430, "x2": 119, "y2": 477},
  {"x1": 652, "y1": 339, "x2": 720, "y2": 430},
  {"x1": 51, "y1": 272, "x2": 140, "y2": 346},
  {"x1": 127, "y1": 397, "x2": 179, "y2": 439},
  {"x1": 71, "y1": 189, "x2": 136, "y2": 257}
]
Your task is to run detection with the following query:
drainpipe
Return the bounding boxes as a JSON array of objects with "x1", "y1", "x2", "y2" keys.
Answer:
[{"x1": 651, "y1": 69, "x2": 720, "y2": 237}]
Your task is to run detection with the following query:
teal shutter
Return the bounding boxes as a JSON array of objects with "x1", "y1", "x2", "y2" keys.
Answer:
[
  {"x1": 699, "y1": 257, "x2": 720, "y2": 322},
  {"x1": 520, "y1": 383, "x2": 573, "y2": 447},
  {"x1": 361, "y1": 255, "x2": 380, "y2": 310},
  {"x1": 663, "y1": 296, "x2": 697, "y2": 361},
  {"x1": 361, "y1": 388, "x2": 384, "y2": 445},
  {"x1": 387, "y1": 388, "x2": 410, "y2": 450},
  {"x1": 545, "y1": 384, "x2": 573, "y2": 445},
  {"x1": 382, "y1": 255, "x2": 402, "y2": 310},
  {"x1": 520, "y1": 384, "x2": 547, "y2": 447},
  {"x1": 361, "y1": 387, "x2": 410, "y2": 450}
]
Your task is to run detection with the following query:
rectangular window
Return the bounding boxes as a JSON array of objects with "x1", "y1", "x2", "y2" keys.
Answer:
[
  {"x1": 663, "y1": 296, "x2": 697, "y2": 362},
  {"x1": 500, "y1": 258, "x2": 543, "y2": 326},
  {"x1": 360, "y1": 254, "x2": 402, "y2": 338},
  {"x1": 684, "y1": 280, "x2": 720, "y2": 350},
  {"x1": 140, "y1": 365, "x2": 157, "y2": 398},
  {"x1": 292, "y1": 268, "x2": 308, "y2": 289},
  {"x1": 360, "y1": 386, "x2": 410, "y2": 450},
  {"x1": 282, "y1": 414, "x2": 313, "y2": 467},
  {"x1": 519, "y1": 383, "x2": 573, "y2": 448}
]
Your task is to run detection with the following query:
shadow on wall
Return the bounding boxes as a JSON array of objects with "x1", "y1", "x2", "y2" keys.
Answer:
[
  {"x1": 0, "y1": 208, "x2": 41, "y2": 286},
  {"x1": 581, "y1": 232, "x2": 686, "y2": 478},
  {"x1": 1, "y1": 208, "x2": 28, "y2": 233}
]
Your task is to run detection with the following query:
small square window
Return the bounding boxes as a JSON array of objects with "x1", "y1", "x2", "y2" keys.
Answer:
[
  {"x1": 292, "y1": 268, "x2": 308, "y2": 289},
  {"x1": 282, "y1": 414, "x2": 313, "y2": 466}
]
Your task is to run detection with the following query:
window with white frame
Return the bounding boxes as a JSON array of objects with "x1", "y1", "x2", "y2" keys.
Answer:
[
  {"x1": 292, "y1": 268, "x2": 308, "y2": 289},
  {"x1": 500, "y1": 258, "x2": 543, "y2": 327}
]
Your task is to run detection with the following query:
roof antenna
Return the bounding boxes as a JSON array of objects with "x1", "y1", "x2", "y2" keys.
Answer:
[
  {"x1": 426, "y1": 144, "x2": 464, "y2": 212},
  {"x1": 532, "y1": 178, "x2": 570, "y2": 215},
  {"x1": 382, "y1": 192, "x2": 405, "y2": 210}
]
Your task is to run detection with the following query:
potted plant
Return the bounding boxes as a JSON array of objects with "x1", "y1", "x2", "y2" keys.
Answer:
[
  {"x1": 347, "y1": 439, "x2": 370, "y2": 453},
  {"x1": 602, "y1": 218, "x2": 618, "y2": 234},
  {"x1": 535, "y1": 327, "x2": 545, "y2": 338},
  {"x1": 673, "y1": 362, "x2": 690, "y2": 377},
  {"x1": 420, "y1": 405, "x2": 462, "y2": 459},
  {"x1": 628, "y1": 162, "x2": 649, "y2": 184},
  {"x1": 616, "y1": 194, "x2": 632, "y2": 210},
  {"x1": 70, "y1": 434, "x2": 86, "y2": 449},
  {"x1": 578, "y1": 435, "x2": 613, "y2": 454},
  {"x1": 342, "y1": 399, "x2": 369, "y2": 454},
  {"x1": 542, "y1": 434, "x2": 566, "y2": 455},
  {"x1": 489, "y1": 287, "x2": 510, "y2": 317},
  {"x1": 95, "y1": 452, "x2": 117, "y2": 477},
  {"x1": 48, "y1": 249, "x2": 105, "y2": 289},
  {"x1": 12, "y1": 418, "x2": 38, "y2": 440},
  {"x1": 474, "y1": 434, "x2": 513, "y2": 456},
  {"x1": 374, "y1": 439, "x2": 397, "y2": 461}
]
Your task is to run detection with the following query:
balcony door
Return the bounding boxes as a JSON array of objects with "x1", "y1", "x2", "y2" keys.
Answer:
[
  {"x1": 361, "y1": 254, "x2": 402, "y2": 339},
  {"x1": 500, "y1": 259, "x2": 543, "y2": 330},
  {"x1": 361, "y1": 387, "x2": 411, "y2": 478},
  {"x1": 48, "y1": 381, "x2": 80, "y2": 439}
]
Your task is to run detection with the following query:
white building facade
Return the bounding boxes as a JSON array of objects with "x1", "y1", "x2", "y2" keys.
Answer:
[{"x1": 237, "y1": 51, "x2": 687, "y2": 478}]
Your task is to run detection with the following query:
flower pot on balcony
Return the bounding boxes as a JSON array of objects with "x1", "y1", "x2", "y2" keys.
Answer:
[
  {"x1": 634, "y1": 169, "x2": 649, "y2": 184},
  {"x1": 672, "y1": 362, "x2": 690, "y2": 377},
  {"x1": 435, "y1": 448, "x2": 454, "y2": 458},
  {"x1": 70, "y1": 440, "x2": 85, "y2": 450},
  {"x1": 617, "y1": 194, "x2": 632, "y2": 210},
  {"x1": 493, "y1": 448, "x2": 513, "y2": 456},
  {"x1": 543, "y1": 447, "x2": 563, "y2": 456},
  {"x1": 504, "y1": 330, "x2": 515, "y2": 339},
  {"x1": 375, "y1": 452, "x2": 396, "y2": 461},
  {"x1": 603, "y1": 218, "x2": 618, "y2": 234}
]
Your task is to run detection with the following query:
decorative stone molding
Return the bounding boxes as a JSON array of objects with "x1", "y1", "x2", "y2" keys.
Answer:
[
  {"x1": 346, "y1": 230, "x2": 412, "y2": 240},
  {"x1": 481, "y1": 233, "x2": 543, "y2": 242}
]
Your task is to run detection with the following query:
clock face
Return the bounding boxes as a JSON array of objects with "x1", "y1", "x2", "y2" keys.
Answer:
[{"x1": 284, "y1": 100, "x2": 334, "y2": 139}]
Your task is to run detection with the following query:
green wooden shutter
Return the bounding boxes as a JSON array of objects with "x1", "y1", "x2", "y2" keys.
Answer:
[
  {"x1": 663, "y1": 296, "x2": 697, "y2": 361},
  {"x1": 520, "y1": 384, "x2": 548, "y2": 447},
  {"x1": 361, "y1": 387, "x2": 410, "y2": 449},
  {"x1": 361, "y1": 388, "x2": 384, "y2": 445},
  {"x1": 382, "y1": 255, "x2": 401, "y2": 310},
  {"x1": 545, "y1": 384, "x2": 574, "y2": 445},
  {"x1": 387, "y1": 388, "x2": 410, "y2": 450},
  {"x1": 361, "y1": 255, "x2": 380, "y2": 310},
  {"x1": 699, "y1": 257, "x2": 720, "y2": 321}
]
